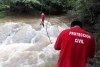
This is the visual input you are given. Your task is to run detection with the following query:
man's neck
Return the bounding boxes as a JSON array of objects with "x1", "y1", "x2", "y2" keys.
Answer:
[{"x1": 72, "y1": 26, "x2": 80, "y2": 28}]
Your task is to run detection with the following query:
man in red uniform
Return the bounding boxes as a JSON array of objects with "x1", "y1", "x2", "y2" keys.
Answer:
[
  {"x1": 40, "y1": 13, "x2": 45, "y2": 27},
  {"x1": 54, "y1": 21, "x2": 95, "y2": 67}
]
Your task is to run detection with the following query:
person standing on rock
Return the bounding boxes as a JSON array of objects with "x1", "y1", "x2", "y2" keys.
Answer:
[
  {"x1": 54, "y1": 21, "x2": 96, "y2": 67},
  {"x1": 40, "y1": 13, "x2": 45, "y2": 27}
]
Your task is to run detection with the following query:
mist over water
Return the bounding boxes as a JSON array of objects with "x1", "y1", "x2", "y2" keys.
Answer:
[{"x1": 0, "y1": 21, "x2": 69, "y2": 67}]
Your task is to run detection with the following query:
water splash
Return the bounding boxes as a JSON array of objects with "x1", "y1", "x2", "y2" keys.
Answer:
[{"x1": 0, "y1": 21, "x2": 69, "y2": 67}]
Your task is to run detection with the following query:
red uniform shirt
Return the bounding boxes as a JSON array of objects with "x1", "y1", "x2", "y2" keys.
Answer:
[
  {"x1": 54, "y1": 27, "x2": 95, "y2": 67},
  {"x1": 41, "y1": 13, "x2": 45, "y2": 21}
]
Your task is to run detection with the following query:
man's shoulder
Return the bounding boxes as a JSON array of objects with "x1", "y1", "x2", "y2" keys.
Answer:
[
  {"x1": 82, "y1": 30, "x2": 95, "y2": 40},
  {"x1": 86, "y1": 32, "x2": 94, "y2": 39},
  {"x1": 61, "y1": 28, "x2": 71, "y2": 33},
  {"x1": 58, "y1": 28, "x2": 70, "y2": 36}
]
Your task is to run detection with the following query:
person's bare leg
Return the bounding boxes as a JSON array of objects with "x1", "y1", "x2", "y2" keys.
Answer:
[{"x1": 40, "y1": 21, "x2": 44, "y2": 27}]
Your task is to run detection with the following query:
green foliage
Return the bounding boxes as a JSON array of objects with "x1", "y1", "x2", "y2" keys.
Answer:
[
  {"x1": 94, "y1": 23, "x2": 100, "y2": 51},
  {"x1": 0, "y1": 5, "x2": 10, "y2": 10},
  {"x1": 23, "y1": 0, "x2": 40, "y2": 4},
  {"x1": 0, "y1": 0, "x2": 68, "y2": 15},
  {"x1": 0, "y1": 11, "x2": 6, "y2": 18},
  {"x1": 67, "y1": 0, "x2": 100, "y2": 24}
]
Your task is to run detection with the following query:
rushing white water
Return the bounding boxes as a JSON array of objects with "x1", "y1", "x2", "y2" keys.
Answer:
[{"x1": 0, "y1": 21, "x2": 69, "y2": 67}]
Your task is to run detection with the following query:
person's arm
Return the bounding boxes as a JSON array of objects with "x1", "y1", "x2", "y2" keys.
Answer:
[
  {"x1": 89, "y1": 37, "x2": 96, "y2": 58},
  {"x1": 54, "y1": 32, "x2": 63, "y2": 50}
]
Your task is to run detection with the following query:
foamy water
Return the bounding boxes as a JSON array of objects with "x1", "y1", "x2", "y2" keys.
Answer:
[{"x1": 0, "y1": 21, "x2": 69, "y2": 67}]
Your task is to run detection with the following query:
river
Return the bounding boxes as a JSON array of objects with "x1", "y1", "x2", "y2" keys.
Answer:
[
  {"x1": 0, "y1": 15, "x2": 71, "y2": 29},
  {"x1": 0, "y1": 15, "x2": 71, "y2": 67},
  {"x1": 0, "y1": 15, "x2": 94, "y2": 67}
]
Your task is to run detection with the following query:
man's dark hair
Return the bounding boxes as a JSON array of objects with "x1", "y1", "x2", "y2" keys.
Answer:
[{"x1": 71, "y1": 21, "x2": 83, "y2": 28}]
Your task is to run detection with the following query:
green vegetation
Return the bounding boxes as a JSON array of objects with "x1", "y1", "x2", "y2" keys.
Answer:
[
  {"x1": 0, "y1": 11, "x2": 6, "y2": 18},
  {"x1": 0, "y1": 0, "x2": 68, "y2": 16}
]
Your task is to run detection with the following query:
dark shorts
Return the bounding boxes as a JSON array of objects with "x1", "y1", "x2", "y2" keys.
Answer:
[{"x1": 40, "y1": 21, "x2": 44, "y2": 25}]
